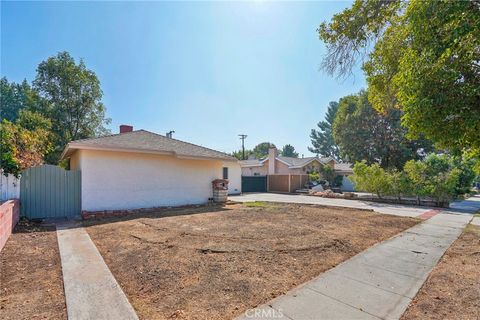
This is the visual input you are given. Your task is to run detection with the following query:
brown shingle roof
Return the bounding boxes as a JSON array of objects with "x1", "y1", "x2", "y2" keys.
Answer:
[
  {"x1": 334, "y1": 162, "x2": 353, "y2": 173},
  {"x1": 61, "y1": 130, "x2": 236, "y2": 161}
]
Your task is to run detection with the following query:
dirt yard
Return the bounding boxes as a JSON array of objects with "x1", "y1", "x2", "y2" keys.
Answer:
[
  {"x1": 402, "y1": 224, "x2": 480, "y2": 320},
  {"x1": 85, "y1": 202, "x2": 419, "y2": 320},
  {"x1": 0, "y1": 220, "x2": 67, "y2": 320}
]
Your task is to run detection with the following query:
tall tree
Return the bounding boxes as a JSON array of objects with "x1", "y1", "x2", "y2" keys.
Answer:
[
  {"x1": 33, "y1": 51, "x2": 111, "y2": 163},
  {"x1": 281, "y1": 144, "x2": 299, "y2": 158},
  {"x1": 309, "y1": 101, "x2": 340, "y2": 159},
  {"x1": 318, "y1": 0, "x2": 480, "y2": 157},
  {"x1": 231, "y1": 149, "x2": 254, "y2": 160},
  {"x1": 333, "y1": 90, "x2": 432, "y2": 169},
  {"x1": 0, "y1": 110, "x2": 53, "y2": 177},
  {"x1": 0, "y1": 78, "x2": 42, "y2": 122},
  {"x1": 253, "y1": 142, "x2": 276, "y2": 159}
]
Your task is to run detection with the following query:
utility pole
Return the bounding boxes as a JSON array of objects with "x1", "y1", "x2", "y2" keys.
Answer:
[{"x1": 238, "y1": 134, "x2": 247, "y2": 160}]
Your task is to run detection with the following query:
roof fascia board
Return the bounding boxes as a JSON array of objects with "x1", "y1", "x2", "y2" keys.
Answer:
[
  {"x1": 62, "y1": 143, "x2": 235, "y2": 162},
  {"x1": 240, "y1": 163, "x2": 265, "y2": 168}
]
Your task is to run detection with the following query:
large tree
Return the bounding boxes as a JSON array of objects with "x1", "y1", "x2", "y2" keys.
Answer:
[
  {"x1": 231, "y1": 149, "x2": 254, "y2": 160},
  {"x1": 280, "y1": 144, "x2": 299, "y2": 158},
  {"x1": 309, "y1": 101, "x2": 340, "y2": 159},
  {"x1": 319, "y1": 0, "x2": 480, "y2": 157},
  {"x1": 33, "y1": 51, "x2": 111, "y2": 163},
  {"x1": 252, "y1": 142, "x2": 276, "y2": 159},
  {"x1": 0, "y1": 78, "x2": 42, "y2": 122},
  {"x1": 0, "y1": 110, "x2": 53, "y2": 176},
  {"x1": 333, "y1": 90, "x2": 432, "y2": 169}
]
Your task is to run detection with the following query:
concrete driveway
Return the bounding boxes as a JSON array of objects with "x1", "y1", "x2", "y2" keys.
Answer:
[{"x1": 230, "y1": 193, "x2": 437, "y2": 218}]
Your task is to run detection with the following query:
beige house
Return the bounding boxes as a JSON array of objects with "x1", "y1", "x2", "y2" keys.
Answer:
[
  {"x1": 240, "y1": 147, "x2": 354, "y2": 191},
  {"x1": 61, "y1": 126, "x2": 240, "y2": 212},
  {"x1": 240, "y1": 147, "x2": 351, "y2": 176}
]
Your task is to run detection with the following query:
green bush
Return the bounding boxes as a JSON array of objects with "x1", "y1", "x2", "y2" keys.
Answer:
[
  {"x1": 351, "y1": 161, "x2": 390, "y2": 198},
  {"x1": 308, "y1": 171, "x2": 320, "y2": 182},
  {"x1": 352, "y1": 153, "x2": 472, "y2": 205},
  {"x1": 387, "y1": 170, "x2": 411, "y2": 200}
]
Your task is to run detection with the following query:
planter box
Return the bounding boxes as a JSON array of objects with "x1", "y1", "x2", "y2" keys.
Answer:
[{"x1": 0, "y1": 199, "x2": 20, "y2": 252}]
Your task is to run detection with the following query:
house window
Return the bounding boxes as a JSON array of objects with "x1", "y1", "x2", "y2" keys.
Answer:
[{"x1": 223, "y1": 167, "x2": 229, "y2": 179}]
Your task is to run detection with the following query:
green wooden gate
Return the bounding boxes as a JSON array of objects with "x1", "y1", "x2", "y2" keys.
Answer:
[
  {"x1": 20, "y1": 165, "x2": 81, "y2": 219},
  {"x1": 241, "y1": 176, "x2": 267, "y2": 192}
]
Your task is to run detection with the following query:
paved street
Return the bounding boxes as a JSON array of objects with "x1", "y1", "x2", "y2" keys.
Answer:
[{"x1": 231, "y1": 193, "x2": 434, "y2": 218}]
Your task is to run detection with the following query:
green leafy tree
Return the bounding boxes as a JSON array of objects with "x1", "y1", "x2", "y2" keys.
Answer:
[
  {"x1": 452, "y1": 156, "x2": 476, "y2": 195},
  {"x1": 387, "y1": 170, "x2": 410, "y2": 201},
  {"x1": 281, "y1": 144, "x2": 299, "y2": 158},
  {"x1": 33, "y1": 51, "x2": 111, "y2": 163},
  {"x1": 231, "y1": 149, "x2": 254, "y2": 160},
  {"x1": 0, "y1": 78, "x2": 43, "y2": 122},
  {"x1": 0, "y1": 111, "x2": 53, "y2": 177},
  {"x1": 404, "y1": 154, "x2": 465, "y2": 205},
  {"x1": 319, "y1": 164, "x2": 335, "y2": 186},
  {"x1": 308, "y1": 171, "x2": 320, "y2": 182},
  {"x1": 333, "y1": 90, "x2": 432, "y2": 169},
  {"x1": 252, "y1": 142, "x2": 276, "y2": 159},
  {"x1": 350, "y1": 161, "x2": 390, "y2": 198},
  {"x1": 319, "y1": 0, "x2": 480, "y2": 157},
  {"x1": 309, "y1": 101, "x2": 341, "y2": 159},
  {"x1": 403, "y1": 159, "x2": 430, "y2": 203}
]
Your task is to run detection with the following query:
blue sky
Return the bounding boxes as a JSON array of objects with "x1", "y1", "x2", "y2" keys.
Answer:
[{"x1": 1, "y1": 1, "x2": 365, "y2": 156}]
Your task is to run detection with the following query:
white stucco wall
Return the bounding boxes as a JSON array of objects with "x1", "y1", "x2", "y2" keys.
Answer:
[
  {"x1": 74, "y1": 149, "x2": 224, "y2": 211},
  {"x1": 222, "y1": 161, "x2": 241, "y2": 195}
]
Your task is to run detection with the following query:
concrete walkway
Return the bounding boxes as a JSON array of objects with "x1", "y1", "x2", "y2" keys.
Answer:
[
  {"x1": 231, "y1": 193, "x2": 434, "y2": 218},
  {"x1": 57, "y1": 222, "x2": 138, "y2": 320},
  {"x1": 237, "y1": 213, "x2": 472, "y2": 320}
]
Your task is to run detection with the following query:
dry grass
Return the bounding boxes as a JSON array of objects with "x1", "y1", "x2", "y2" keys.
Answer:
[
  {"x1": 86, "y1": 202, "x2": 419, "y2": 320},
  {"x1": 402, "y1": 224, "x2": 480, "y2": 320},
  {"x1": 0, "y1": 220, "x2": 67, "y2": 320}
]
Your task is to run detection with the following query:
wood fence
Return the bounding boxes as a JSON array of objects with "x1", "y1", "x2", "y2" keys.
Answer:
[{"x1": 268, "y1": 174, "x2": 309, "y2": 193}]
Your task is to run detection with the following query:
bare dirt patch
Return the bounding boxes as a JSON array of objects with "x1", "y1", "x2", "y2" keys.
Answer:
[
  {"x1": 0, "y1": 220, "x2": 67, "y2": 320},
  {"x1": 402, "y1": 224, "x2": 480, "y2": 320},
  {"x1": 85, "y1": 202, "x2": 419, "y2": 320}
]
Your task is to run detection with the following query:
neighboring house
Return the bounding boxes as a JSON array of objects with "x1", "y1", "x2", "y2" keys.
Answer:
[
  {"x1": 239, "y1": 147, "x2": 354, "y2": 191},
  {"x1": 61, "y1": 125, "x2": 240, "y2": 212}
]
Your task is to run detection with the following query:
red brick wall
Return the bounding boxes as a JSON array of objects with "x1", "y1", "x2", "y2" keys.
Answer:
[{"x1": 0, "y1": 199, "x2": 20, "y2": 252}]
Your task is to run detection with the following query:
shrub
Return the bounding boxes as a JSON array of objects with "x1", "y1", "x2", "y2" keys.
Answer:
[
  {"x1": 387, "y1": 170, "x2": 411, "y2": 200},
  {"x1": 308, "y1": 171, "x2": 320, "y2": 182},
  {"x1": 351, "y1": 161, "x2": 390, "y2": 198}
]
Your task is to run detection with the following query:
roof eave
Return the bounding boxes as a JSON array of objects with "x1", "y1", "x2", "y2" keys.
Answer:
[
  {"x1": 240, "y1": 163, "x2": 264, "y2": 168},
  {"x1": 60, "y1": 143, "x2": 236, "y2": 162}
]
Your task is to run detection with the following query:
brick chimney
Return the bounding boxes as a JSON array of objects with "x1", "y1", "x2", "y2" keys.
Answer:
[
  {"x1": 120, "y1": 125, "x2": 133, "y2": 133},
  {"x1": 268, "y1": 146, "x2": 277, "y2": 174}
]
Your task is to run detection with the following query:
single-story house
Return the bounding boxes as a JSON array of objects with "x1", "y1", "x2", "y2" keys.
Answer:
[
  {"x1": 239, "y1": 147, "x2": 355, "y2": 191},
  {"x1": 60, "y1": 125, "x2": 241, "y2": 212}
]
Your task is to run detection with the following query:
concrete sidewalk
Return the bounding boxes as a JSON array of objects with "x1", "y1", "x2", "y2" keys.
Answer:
[
  {"x1": 57, "y1": 222, "x2": 138, "y2": 320},
  {"x1": 237, "y1": 213, "x2": 472, "y2": 320}
]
